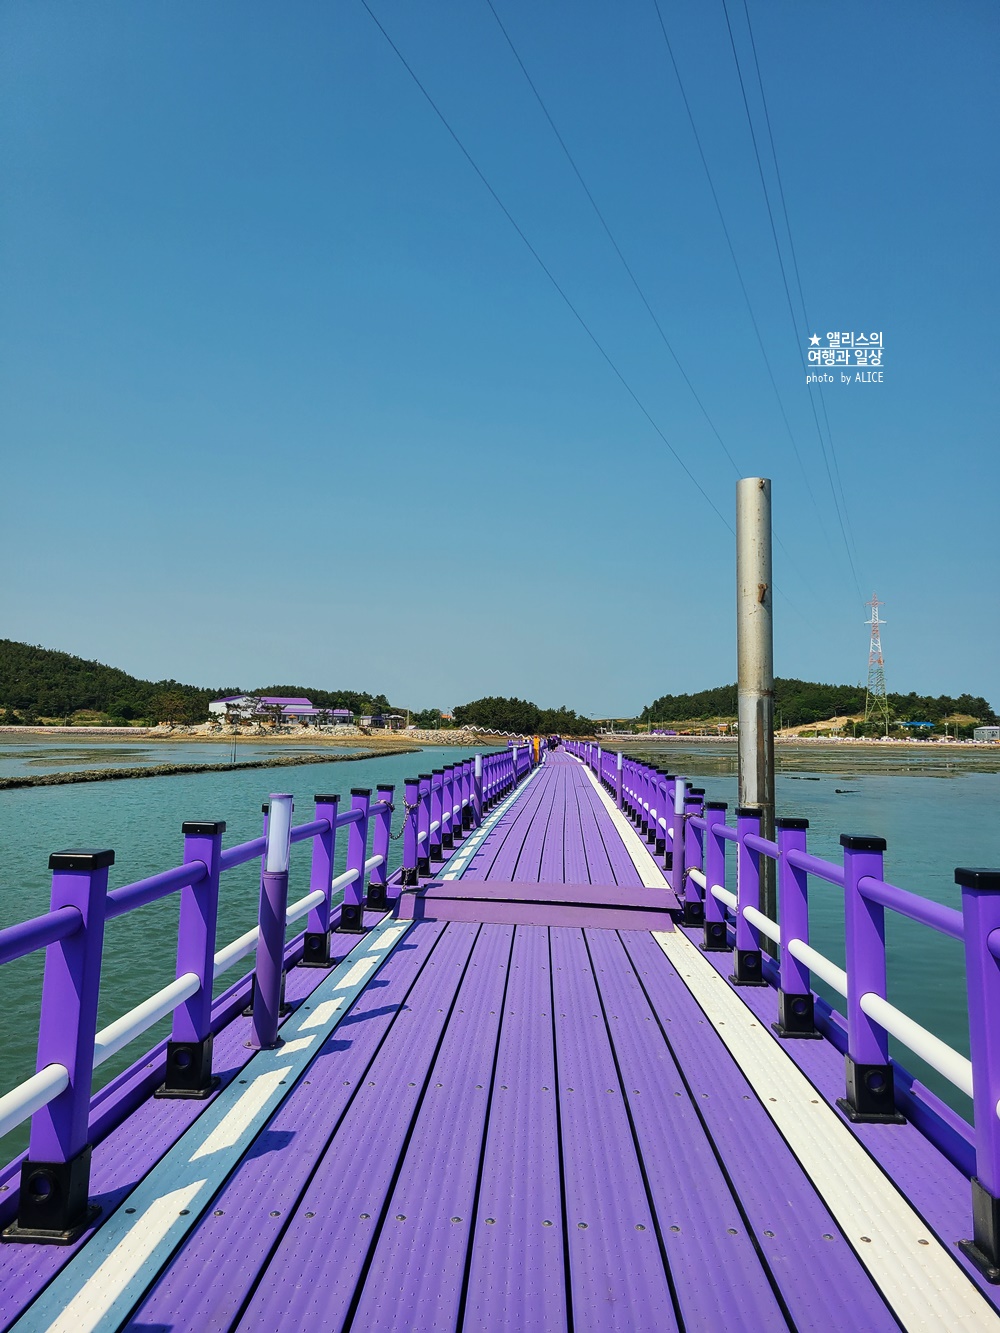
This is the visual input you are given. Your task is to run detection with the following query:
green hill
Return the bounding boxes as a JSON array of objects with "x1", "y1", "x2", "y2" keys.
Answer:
[
  {"x1": 0, "y1": 640, "x2": 403, "y2": 726},
  {"x1": 640, "y1": 678, "x2": 998, "y2": 730}
]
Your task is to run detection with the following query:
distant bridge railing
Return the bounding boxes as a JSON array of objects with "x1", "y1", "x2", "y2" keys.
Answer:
[
  {"x1": 0, "y1": 746, "x2": 534, "y2": 1243},
  {"x1": 565, "y1": 737, "x2": 1000, "y2": 1281}
]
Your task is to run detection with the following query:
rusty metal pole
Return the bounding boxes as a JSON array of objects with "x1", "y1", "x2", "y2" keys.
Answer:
[{"x1": 737, "y1": 477, "x2": 776, "y2": 947}]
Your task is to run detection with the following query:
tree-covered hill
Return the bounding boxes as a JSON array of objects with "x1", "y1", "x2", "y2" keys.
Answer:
[
  {"x1": 640, "y1": 678, "x2": 998, "y2": 729},
  {"x1": 0, "y1": 640, "x2": 403, "y2": 725},
  {"x1": 452, "y1": 696, "x2": 594, "y2": 736}
]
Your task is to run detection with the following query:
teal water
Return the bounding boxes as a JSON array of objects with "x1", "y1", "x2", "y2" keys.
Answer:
[
  {"x1": 1, "y1": 742, "x2": 997, "y2": 1166},
  {"x1": 0, "y1": 745, "x2": 474, "y2": 1162}
]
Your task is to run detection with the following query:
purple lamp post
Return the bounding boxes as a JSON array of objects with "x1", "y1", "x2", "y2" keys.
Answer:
[
  {"x1": 250, "y1": 793, "x2": 293, "y2": 1051},
  {"x1": 616, "y1": 752, "x2": 624, "y2": 811}
]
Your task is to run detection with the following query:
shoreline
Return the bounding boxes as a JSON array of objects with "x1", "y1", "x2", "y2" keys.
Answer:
[{"x1": 0, "y1": 747, "x2": 421, "y2": 791}]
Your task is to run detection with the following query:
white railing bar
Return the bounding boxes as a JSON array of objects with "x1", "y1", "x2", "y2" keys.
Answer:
[
  {"x1": 364, "y1": 855, "x2": 384, "y2": 874},
  {"x1": 417, "y1": 831, "x2": 427, "y2": 845},
  {"x1": 859, "y1": 991, "x2": 973, "y2": 1100},
  {"x1": 285, "y1": 888, "x2": 326, "y2": 925},
  {"x1": 331, "y1": 867, "x2": 361, "y2": 894},
  {"x1": 688, "y1": 868, "x2": 707, "y2": 889},
  {"x1": 213, "y1": 925, "x2": 260, "y2": 979},
  {"x1": 93, "y1": 972, "x2": 200, "y2": 1069},
  {"x1": 711, "y1": 883, "x2": 739, "y2": 911},
  {"x1": 658, "y1": 817, "x2": 668, "y2": 830},
  {"x1": 0, "y1": 1062, "x2": 69, "y2": 1141},
  {"x1": 787, "y1": 938, "x2": 848, "y2": 998},
  {"x1": 743, "y1": 904, "x2": 781, "y2": 945},
  {"x1": 430, "y1": 820, "x2": 440, "y2": 834}
]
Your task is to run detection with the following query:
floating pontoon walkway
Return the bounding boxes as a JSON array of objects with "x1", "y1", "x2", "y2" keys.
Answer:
[{"x1": 2, "y1": 749, "x2": 1000, "y2": 1331}]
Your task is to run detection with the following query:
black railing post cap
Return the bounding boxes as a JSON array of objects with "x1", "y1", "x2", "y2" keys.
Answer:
[
  {"x1": 736, "y1": 806, "x2": 762, "y2": 818},
  {"x1": 432, "y1": 769, "x2": 444, "y2": 775},
  {"x1": 351, "y1": 788, "x2": 372, "y2": 798},
  {"x1": 955, "y1": 868, "x2": 1000, "y2": 891},
  {"x1": 705, "y1": 800, "x2": 729, "y2": 811},
  {"x1": 181, "y1": 821, "x2": 227, "y2": 836},
  {"x1": 314, "y1": 793, "x2": 341, "y2": 804},
  {"x1": 776, "y1": 817, "x2": 809, "y2": 831},
  {"x1": 377, "y1": 783, "x2": 394, "y2": 792},
  {"x1": 49, "y1": 849, "x2": 115, "y2": 871},
  {"x1": 688, "y1": 787, "x2": 706, "y2": 797},
  {"x1": 419, "y1": 773, "x2": 433, "y2": 781},
  {"x1": 405, "y1": 777, "x2": 420, "y2": 786},
  {"x1": 839, "y1": 834, "x2": 887, "y2": 852}
]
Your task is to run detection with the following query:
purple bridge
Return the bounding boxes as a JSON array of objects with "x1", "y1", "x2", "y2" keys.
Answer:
[{"x1": 2, "y1": 743, "x2": 1000, "y2": 1330}]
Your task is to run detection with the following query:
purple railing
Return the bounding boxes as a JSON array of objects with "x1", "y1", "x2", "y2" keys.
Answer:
[
  {"x1": 566, "y1": 737, "x2": 1000, "y2": 1281},
  {"x1": 0, "y1": 744, "x2": 538, "y2": 1244}
]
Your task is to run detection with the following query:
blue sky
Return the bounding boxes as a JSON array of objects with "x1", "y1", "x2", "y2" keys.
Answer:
[{"x1": 2, "y1": 1, "x2": 997, "y2": 716}]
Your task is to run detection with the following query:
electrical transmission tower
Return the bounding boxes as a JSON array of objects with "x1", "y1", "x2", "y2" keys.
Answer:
[{"x1": 864, "y1": 593, "x2": 890, "y2": 734}]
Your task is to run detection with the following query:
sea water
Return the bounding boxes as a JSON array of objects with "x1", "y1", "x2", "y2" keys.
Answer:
[{"x1": 0, "y1": 739, "x2": 997, "y2": 1163}]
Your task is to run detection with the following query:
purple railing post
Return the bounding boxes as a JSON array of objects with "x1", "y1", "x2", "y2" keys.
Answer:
[
  {"x1": 338, "y1": 788, "x2": 371, "y2": 933},
  {"x1": 670, "y1": 778, "x2": 686, "y2": 898},
  {"x1": 472, "y1": 754, "x2": 484, "y2": 826},
  {"x1": 11, "y1": 849, "x2": 113, "y2": 1241},
  {"x1": 773, "y1": 818, "x2": 820, "y2": 1038},
  {"x1": 366, "y1": 784, "x2": 394, "y2": 912},
  {"x1": 429, "y1": 771, "x2": 444, "y2": 862},
  {"x1": 837, "y1": 835, "x2": 904, "y2": 1123},
  {"x1": 732, "y1": 807, "x2": 767, "y2": 986},
  {"x1": 302, "y1": 794, "x2": 339, "y2": 968},
  {"x1": 956, "y1": 868, "x2": 1000, "y2": 1280},
  {"x1": 616, "y1": 751, "x2": 624, "y2": 811},
  {"x1": 401, "y1": 778, "x2": 420, "y2": 886},
  {"x1": 159, "y1": 821, "x2": 225, "y2": 1096},
  {"x1": 653, "y1": 773, "x2": 667, "y2": 855},
  {"x1": 701, "y1": 802, "x2": 729, "y2": 951},
  {"x1": 441, "y1": 766, "x2": 455, "y2": 850},
  {"x1": 250, "y1": 793, "x2": 294, "y2": 1051},
  {"x1": 681, "y1": 789, "x2": 705, "y2": 925},
  {"x1": 511, "y1": 746, "x2": 518, "y2": 791},
  {"x1": 417, "y1": 774, "x2": 432, "y2": 876},
  {"x1": 461, "y1": 760, "x2": 472, "y2": 830}
]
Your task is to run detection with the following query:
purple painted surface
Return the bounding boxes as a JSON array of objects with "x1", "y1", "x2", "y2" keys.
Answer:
[
  {"x1": 620, "y1": 930, "x2": 901, "y2": 1331},
  {"x1": 585, "y1": 928, "x2": 784, "y2": 1330},
  {"x1": 463, "y1": 927, "x2": 567, "y2": 1333},
  {"x1": 399, "y1": 895, "x2": 674, "y2": 932},
  {"x1": 407, "y1": 879, "x2": 676, "y2": 909},
  {"x1": 125, "y1": 921, "x2": 449, "y2": 1331},
  {"x1": 550, "y1": 927, "x2": 677, "y2": 1333},
  {"x1": 236, "y1": 922, "x2": 481, "y2": 1331},
  {"x1": 685, "y1": 926, "x2": 1000, "y2": 1311}
]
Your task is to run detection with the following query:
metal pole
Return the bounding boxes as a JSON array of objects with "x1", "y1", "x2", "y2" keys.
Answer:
[{"x1": 737, "y1": 476, "x2": 776, "y2": 940}]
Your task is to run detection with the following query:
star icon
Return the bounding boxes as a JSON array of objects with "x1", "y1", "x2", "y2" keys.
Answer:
[{"x1": 809, "y1": 334, "x2": 821, "y2": 346}]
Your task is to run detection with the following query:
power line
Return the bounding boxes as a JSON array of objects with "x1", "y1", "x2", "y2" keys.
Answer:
[
  {"x1": 719, "y1": 0, "x2": 863, "y2": 602},
  {"x1": 484, "y1": 0, "x2": 741, "y2": 477},
  {"x1": 357, "y1": 0, "x2": 733, "y2": 532}
]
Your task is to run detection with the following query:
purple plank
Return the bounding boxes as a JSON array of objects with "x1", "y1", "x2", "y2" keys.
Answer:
[
  {"x1": 578, "y1": 775, "x2": 647, "y2": 888},
  {"x1": 0, "y1": 920, "x2": 377, "y2": 1333},
  {"x1": 537, "y1": 768, "x2": 567, "y2": 883},
  {"x1": 685, "y1": 928, "x2": 1000, "y2": 1311},
  {"x1": 572, "y1": 778, "x2": 615, "y2": 885},
  {"x1": 399, "y1": 897, "x2": 674, "y2": 931},
  {"x1": 235, "y1": 922, "x2": 481, "y2": 1332},
  {"x1": 620, "y1": 930, "x2": 900, "y2": 1331},
  {"x1": 488, "y1": 773, "x2": 556, "y2": 883},
  {"x1": 412, "y1": 880, "x2": 677, "y2": 909},
  {"x1": 561, "y1": 768, "x2": 591, "y2": 886},
  {"x1": 350, "y1": 923, "x2": 515, "y2": 1331},
  {"x1": 462, "y1": 776, "x2": 550, "y2": 882},
  {"x1": 464, "y1": 926, "x2": 567, "y2": 1333},
  {"x1": 550, "y1": 927, "x2": 678, "y2": 1333},
  {"x1": 124, "y1": 921, "x2": 448, "y2": 1331},
  {"x1": 585, "y1": 928, "x2": 784, "y2": 1329}
]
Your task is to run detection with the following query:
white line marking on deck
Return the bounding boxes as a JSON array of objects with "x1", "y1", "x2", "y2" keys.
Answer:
[
  {"x1": 653, "y1": 927, "x2": 1000, "y2": 1332},
  {"x1": 576, "y1": 764, "x2": 669, "y2": 889},
  {"x1": 10, "y1": 915, "x2": 413, "y2": 1333}
]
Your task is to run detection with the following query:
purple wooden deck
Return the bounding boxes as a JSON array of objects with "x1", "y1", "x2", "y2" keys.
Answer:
[{"x1": 2, "y1": 750, "x2": 997, "y2": 1331}]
